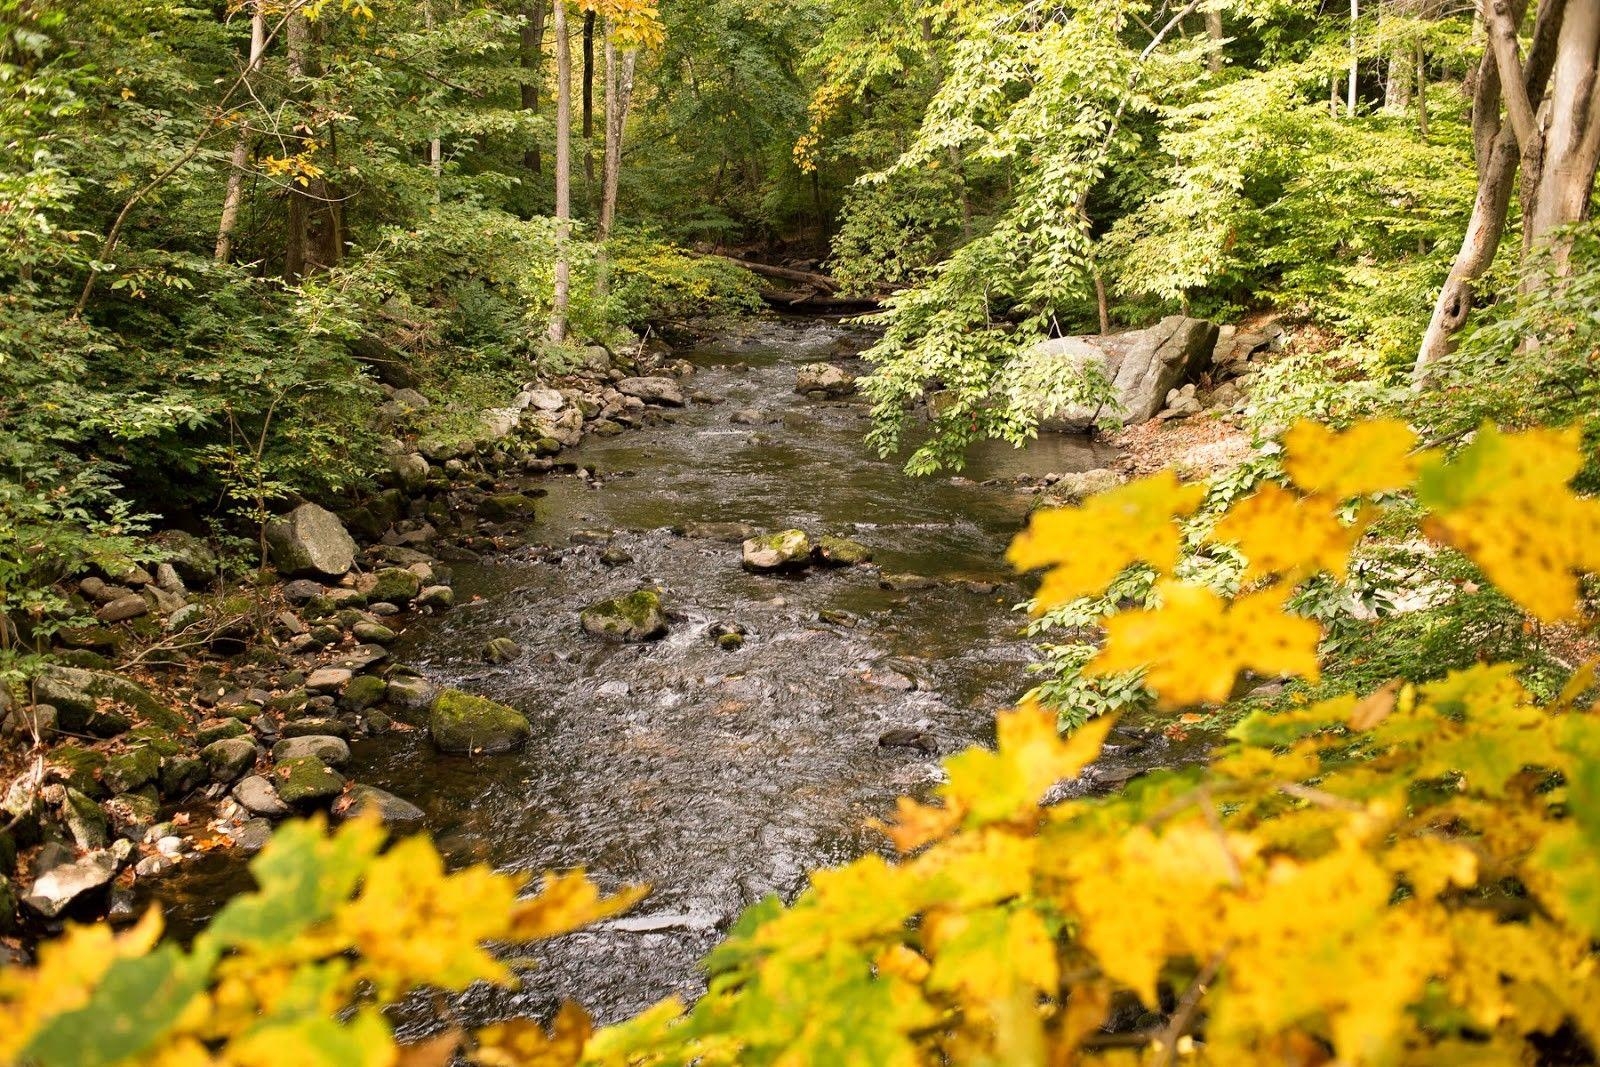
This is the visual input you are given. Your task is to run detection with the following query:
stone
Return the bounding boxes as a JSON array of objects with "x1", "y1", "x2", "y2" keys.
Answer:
[
  {"x1": 333, "y1": 784, "x2": 426, "y2": 830},
  {"x1": 97, "y1": 594, "x2": 149, "y2": 623},
  {"x1": 683, "y1": 521, "x2": 758, "y2": 543},
  {"x1": 815, "y1": 535, "x2": 872, "y2": 566},
  {"x1": 416, "y1": 585, "x2": 455, "y2": 609},
  {"x1": 879, "y1": 572, "x2": 939, "y2": 592},
  {"x1": 154, "y1": 562, "x2": 186, "y2": 593},
  {"x1": 282, "y1": 579, "x2": 325, "y2": 604},
  {"x1": 615, "y1": 376, "x2": 686, "y2": 406},
  {"x1": 1043, "y1": 468, "x2": 1122, "y2": 502},
  {"x1": 794, "y1": 362, "x2": 856, "y2": 397},
  {"x1": 195, "y1": 717, "x2": 249, "y2": 747},
  {"x1": 1157, "y1": 394, "x2": 1204, "y2": 420},
  {"x1": 273, "y1": 734, "x2": 352, "y2": 766},
  {"x1": 429, "y1": 689, "x2": 532, "y2": 754},
  {"x1": 742, "y1": 529, "x2": 812, "y2": 572},
  {"x1": 340, "y1": 674, "x2": 387, "y2": 711},
  {"x1": 63, "y1": 787, "x2": 109, "y2": 849},
  {"x1": 264, "y1": 503, "x2": 359, "y2": 579},
  {"x1": 479, "y1": 493, "x2": 539, "y2": 523},
  {"x1": 717, "y1": 632, "x2": 745, "y2": 651},
  {"x1": 103, "y1": 745, "x2": 161, "y2": 793},
  {"x1": 166, "y1": 603, "x2": 206, "y2": 633},
  {"x1": 201, "y1": 737, "x2": 258, "y2": 783},
  {"x1": 483, "y1": 637, "x2": 523, "y2": 664},
  {"x1": 233, "y1": 775, "x2": 291, "y2": 817},
  {"x1": 151, "y1": 530, "x2": 219, "y2": 587},
  {"x1": 35, "y1": 665, "x2": 183, "y2": 735},
  {"x1": 306, "y1": 667, "x2": 354, "y2": 693},
  {"x1": 731, "y1": 408, "x2": 765, "y2": 425},
  {"x1": 158, "y1": 756, "x2": 207, "y2": 798},
  {"x1": 332, "y1": 644, "x2": 388, "y2": 672},
  {"x1": 234, "y1": 818, "x2": 274, "y2": 852},
  {"x1": 389, "y1": 452, "x2": 430, "y2": 492},
  {"x1": 600, "y1": 547, "x2": 633, "y2": 567},
  {"x1": 24, "y1": 849, "x2": 117, "y2": 917},
  {"x1": 878, "y1": 727, "x2": 938, "y2": 753},
  {"x1": 106, "y1": 792, "x2": 160, "y2": 838},
  {"x1": 368, "y1": 567, "x2": 422, "y2": 605},
  {"x1": 580, "y1": 589, "x2": 669, "y2": 642},
  {"x1": 280, "y1": 717, "x2": 351, "y2": 740},
  {"x1": 521, "y1": 387, "x2": 567, "y2": 412},
  {"x1": 385, "y1": 675, "x2": 437, "y2": 721},
  {"x1": 273, "y1": 755, "x2": 345, "y2": 806},
  {"x1": 351, "y1": 620, "x2": 397, "y2": 644},
  {"x1": 1029, "y1": 316, "x2": 1220, "y2": 429}
]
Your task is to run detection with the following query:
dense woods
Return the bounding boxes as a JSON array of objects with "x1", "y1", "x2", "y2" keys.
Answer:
[{"x1": 4, "y1": 0, "x2": 1600, "y2": 1063}]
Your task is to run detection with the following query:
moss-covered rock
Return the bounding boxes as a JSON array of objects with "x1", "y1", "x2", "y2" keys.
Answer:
[
  {"x1": 195, "y1": 718, "x2": 249, "y2": 747},
  {"x1": 368, "y1": 567, "x2": 422, "y2": 605},
  {"x1": 51, "y1": 745, "x2": 108, "y2": 799},
  {"x1": 741, "y1": 529, "x2": 812, "y2": 572},
  {"x1": 103, "y1": 745, "x2": 161, "y2": 793},
  {"x1": 815, "y1": 535, "x2": 873, "y2": 566},
  {"x1": 34, "y1": 666, "x2": 185, "y2": 734},
  {"x1": 341, "y1": 674, "x2": 387, "y2": 711},
  {"x1": 428, "y1": 689, "x2": 532, "y2": 754},
  {"x1": 579, "y1": 589, "x2": 668, "y2": 642},
  {"x1": 202, "y1": 737, "x2": 258, "y2": 783},
  {"x1": 107, "y1": 791, "x2": 160, "y2": 838},
  {"x1": 63, "y1": 788, "x2": 109, "y2": 848},
  {"x1": 158, "y1": 755, "x2": 207, "y2": 797},
  {"x1": 273, "y1": 755, "x2": 345, "y2": 806},
  {"x1": 479, "y1": 493, "x2": 538, "y2": 522}
]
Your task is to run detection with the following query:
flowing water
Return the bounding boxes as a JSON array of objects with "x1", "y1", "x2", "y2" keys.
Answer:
[{"x1": 148, "y1": 318, "x2": 1203, "y2": 1030}]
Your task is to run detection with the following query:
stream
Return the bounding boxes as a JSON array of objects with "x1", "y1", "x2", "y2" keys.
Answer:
[{"x1": 148, "y1": 318, "x2": 1202, "y2": 1030}]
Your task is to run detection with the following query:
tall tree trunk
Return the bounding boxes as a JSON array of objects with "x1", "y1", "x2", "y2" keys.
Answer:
[
  {"x1": 1349, "y1": 0, "x2": 1361, "y2": 117},
  {"x1": 215, "y1": 1, "x2": 267, "y2": 263},
  {"x1": 427, "y1": 2, "x2": 441, "y2": 199},
  {"x1": 548, "y1": 0, "x2": 572, "y2": 343},
  {"x1": 1385, "y1": 47, "x2": 1413, "y2": 109},
  {"x1": 284, "y1": 11, "x2": 312, "y2": 282},
  {"x1": 1416, "y1": 40, "x2": 1430, "y2": 137},
  {"x1": 582, "y1": 10, "x2": 596, "y2": 190},
  {"x1": 520, "y1": 2, "x2": 546, "y2": 174},
  {"x1": 1414, "y1": 0, "x2": 1564, "y2": 379},
  {"x1": 1205, "y1": 8, "x2": 1224, "y2": 73},
  {"x1": 1521, "y1": 0, "x2": 1600, "y2": 275},
  {"x1": 598, "y1": 33, "x2": 636, "y2": 242}
]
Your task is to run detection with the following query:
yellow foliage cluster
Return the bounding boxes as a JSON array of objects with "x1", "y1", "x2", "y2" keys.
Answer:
[
  {"x1": 576, "y1": 0, "x2": 666, "y2": 51},
  {"x1": 7, "y1": 418, "x2": 1599, "y2": 1066}
]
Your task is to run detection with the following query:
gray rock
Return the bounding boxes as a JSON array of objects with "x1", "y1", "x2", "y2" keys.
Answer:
[
  {"x1": 683, "y1": 521, "x2": 758, "y2": 543},
  {"x1": 1044, "y1": 468, "x2": 1123, "y2": 502},
  {"x1": 282, "y1": 579, "x2": 325, "y2": 604},
  {"x1": 274, "y1": 755, "x2": 345, "y2": 805},
  {"x1": 166, "y1": 603, "x2": 206, "y2": 633},
  {"x1": 63, "y1": 787, "x2": 109, "y2": 849},
  {"x1": 483, "y1": 637, "x2": 523, "y2": 664},
  {"x1": 416, "y1": 585, "x2": 455, "y2": 609},
  {"x1": 333, "y1": 784, "x2": 426, "y2": 830},
  {"x1": 151, "y1": 530, "x2": 219, "y2": 587},
  {"x1": 429, "y1": 689, "x2": 532, "y2": 754},
  {"x1": 742, "y1": 529, "x2": 812, "y2": 572},
  {"x1": 615, "y1": 377, "x2": 686, "y2": 406},
  {"x1": 34, "y1": 666, "x2": 182, "y2": 735},
  {"x1": 580, "y1": 589, "x2": 669, "y2": 642},
  {"x1": 730, "y1": 408, "x2": 765, "y2": 425},
  {"x1": 1030, "y1": 316, "x2": 1220, "y2": 429},
  {"x1": 1158, "y1": 394, "x2": 1204, "y2": 421},
  {"x1": 794, "y1": 363, "x2": 856, "y2": 397},
  {"x1": 201, "y1": 737, "x2": 258, "y2": 783},
  {"x1": 155, "y1": 563, "x2": 186, "y2": 593},
  {"x1": 879, "y1": 572, "x2": 939, "y2": 592},
  {"x1": 367, "y1": 567, "x2": 422, "y2": 605},
  {"x1": 272, "y1": 735, "x2": 351, "y2": 767},
  {"x1": 306, "y1": 667, "x2": 353, "y2": 693},
  {"x1": 97, "y1": 594, "x2": 149, "y2": 623},
  {"x1": 265, "y1": 503, "x2": 358, "y2": 579},
  {"x1": 232, "y1": 775, "x2": 290, "y2": 817},
  {"x1": 234, "y1": 818, "x2": 274, "y2": 852},
  {"x1": 521, "y1": 388, "x2": 566, "y2": 412},
  {"x1": 385, "y1": 675, "x2": 438, "y2": 719},
  {"x1": 24, "y1": 849, "x2": 118, "y2": 917},
  {"x1": 389, "y1": 452, "x2": 430, "y2": 492}
]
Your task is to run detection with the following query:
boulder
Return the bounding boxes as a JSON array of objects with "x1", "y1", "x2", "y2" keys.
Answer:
[
  {"x1": 273, "y1": 735, "x2": 351, "y2": 767},
  {"x1": 96, "y1": 594, "x2": 149, "y2": 624},
  {"x1": 1044, "y1": 468, "x2": 1123, "y2": 502},
  {"x1": 274, "y1": 755, "x2": 345, "y2": 806},
  {"x1": 265, "y1": 503, "x2": 358, "y2": 579},
  {"x1": 333, "y1": 784, "x2": 426, "y2": 830},
  {"x1": 479, "y1": 493, "x2": 538, "y2": 523},
  {"x1": 368, "y1": 567, "x2": 422, "y2": 605},
  {"x1": 385, "y1": 675, "x2": 438, "y2": 721},
  {"x1": 1028, "y1": 316, "x2": 1219, "y2": 430},
  {"x1": 306, "y1": 667, "x2": 353, "y2": 693},
  {"x1": 483, "y1": 637, "x2": 523, "y2": 664},
  {"x1": 815, "y1": 536, "x2": 872, "y2": 566},
  {"x1": 615, "y1": 377, "x2": 685, "y2": 406},
  {"x1": 232, "y1": 775, "x2": 290, "y2": 817},
  {"x1": 795, "y1": 363, "x2": 856, "y2": 397},
  {"x1": 580, "y1": 589, "x2": 669, "y2": 642},
  {"x1": 151, "y1": 530, "x2": 219, "y2": 587},
  {"x1": 34, "y1": 666, "x2": 183, "y2": 735},
  {"x1": 24, "y1": 849, "x2": 117, "y2": 918},
  {"x1": 389, "y1": 453, "x2": 430, "y2": 493},
  {"x1": 201, "y1": 737, "x2": 258, "y2": 783},
  {"x1": 416, "y1": 585, "x2": 455, "y2": 609},
  {"x1": 341, "y1": 674, "x2": 387, "y2": 711},
  {"x1": 428, "y1": 689, "x2": 532, "y2": 754},
  {"x1": 742, "y1": 530, "x2": 812, "y2": 572}
]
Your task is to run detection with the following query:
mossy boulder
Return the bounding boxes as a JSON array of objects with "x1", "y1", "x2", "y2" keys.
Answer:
[
  {"x1": 480, "y1": 493, "x2": 538, "y2": 522},
  {"x1": 815, "y1": 536, "x2": 873, "y2": 566},
  {"x1": 202, "y1": 737, "x2": 258, "y2": 783},
  {"x1": 103, "y1": 745, "x2": 160, "y2": 793},
  {"x1": 50, "y1": 745, "x2": 108, "y2": 799},
  {"x1": 741, "y1": 529, "x2": 812, "y2": 572},
  {"x1": 428, "y1": 689, "x2": 532, "y2": 754},
  {"x1": 158, "y1": 755, "x2": 207, "y2": 797},
  {"x1": 63, "y1": 788, "x2": 109, "y2": 849},
  {"x1": 579, "y1": 589, "x2": 668, "y2": 642},
  {"x1": 264, "y1": 503, "x2": 357, "y2": 579},
  {"x1": 107, "y1": 791, "x2": 160, "y2": 838},
  {"x1": 195, "y1": 718, "x2": 249, "y2": 747},
  {"x1": 368, "y1": 567, "x2": 422, "y2": 605},
  {"x1": 35, "y1": 666, "x2": 183, "y2": 735},
  {"x1": 273, "y1": 755, "x2": 345, "y2": 806},
  {"x1": 341, "y1": 674, "x2": 387, "y2": 711}
]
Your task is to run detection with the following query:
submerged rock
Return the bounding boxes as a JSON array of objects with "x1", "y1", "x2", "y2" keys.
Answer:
[
  {"x1": 580, "y1": 589, "x2": 669, "y2": 642},
  {"x1": 484, "y1": 637, "x2": 524, "y2": 664},
  {"x1": 429, "y1": 689, "x2": 532, "y2": 754},
  {"x1": 815, "y1": 535, "x2": 872, "y2": 566},
  {"x1": 333, "y1": 784, "x2": 426, "y2": 830},
  {"x1": 742, "y1": 529, "x2": 812, "y2": 572},
  {"x1": 265, "y1": 503, "x2": 358, "y2": 579}
]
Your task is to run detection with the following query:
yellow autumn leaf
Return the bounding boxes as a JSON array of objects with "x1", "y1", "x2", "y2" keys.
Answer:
[
  {"x1": 870, "y1": 794, "x2": 965, "y2": 853},
  {"x1": 508, "y1": 869, "x2": 649, "y2": 942},
  {"x1": 472, "y1": 1002, "x2": 592, "y2": 1067},
  {"x1": 1210, "y1": 482, "x2": 1370, "y2": 580},
  {"x1": 1087, "y1": 581, "x2": 1322, "y2": 708},
  {"x1": 1417, "y1": 424, "x2": 1600, "y2": 622},
  {"x1": 1282, "y1": 418, "x2": 1421, "y2": 499},
  {"x1": 1008, "y1": 471, "x2": 1206, "y2": 610},
  {"x1": 924, "y1": 905, "x2": 1060, "y2": 1003},
  {"x1": 940, "y1": 703, "x2": 1113, "y2": 826}
]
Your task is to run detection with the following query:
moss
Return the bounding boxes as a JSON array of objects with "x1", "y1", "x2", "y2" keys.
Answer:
[
  {"x1": 275, "y1": 755, "x2": 345, "y2": 805},
  {"x1": 816, "y1": 536, "x2": 873, "y2": 566},
  {"x1": 103, "y1": 744, "x2": 161, "y2": 793},
  {"x1": 195, "y1": 719, "x2": 249, "y2": 747},
  {"x1": 52, "y1": 745, "x2": 109, "y2": 799},
  {"x1": 368, "y1": 567, "x2": 422, "y2": 604},
  {"x1": 428, "y1": 688, "x2": 531, "y2": 754},
  {"x1": 480, "y1": 493, "x2": 539, "y2": 522},
  {"x1": 580, "y1": 589, "x2": 668, "y2": 642},
  {"x1": 341, "y1": 674, "x2": 387, "y2": 711}
]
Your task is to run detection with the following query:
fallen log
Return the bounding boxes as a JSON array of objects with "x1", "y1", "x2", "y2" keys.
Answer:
[
  {"x1": 757, "y1": 287, "x2": 882, "y2": 313},
  {"x1": 719, "y1": 256, "x2": 841, "y2": 292}
]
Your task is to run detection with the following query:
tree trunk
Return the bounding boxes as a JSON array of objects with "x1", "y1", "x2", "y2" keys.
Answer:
[
  {"x1": 1385, "y1": 47, "x2": 1413, "y2": 109},
  {"x1": 1349, "y1": 0, "x2": 1361, "y2": 117},
  {"x1": 1521, "y1": 0, "x2": 1600, "y2": 276},
  {"x1": 215, "y1": 1, "x2": 267, "y2": 263},
  {"x1": 582, "y1": 10, "x2": 596, "y2": 190},
  {"x1": 1206, "y1": 8, "x2": 1224, "y2": 73},
  {"x1": 520, "y1": 2, "x2": 546, "y2": 174},
  {"x1": 1414, "y1": 0, "x2": 1565, "y2": 379},
  {"x1": 1416, "y1": 40, "x2": 1430, "y2": 137},
  {"x1": 598, "y1": 35, "x2": 636, "y2": 241},
  {"x1": 427, "y1": 2, "x2": 441, "y2": 199},
  {"x1": 548, "y1": 0, "x2": 572, "y2": 343},
  {"x1": 284, "y1": 11, "x2": 312, "y2": 282}
]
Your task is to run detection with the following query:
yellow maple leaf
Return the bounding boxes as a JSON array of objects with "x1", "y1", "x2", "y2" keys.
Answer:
[
  {"x1": 1008, "y1": 471, "x2": 1206, "y2": 610},
  {"x1": 1087, "y1": 581, "x2": 1322, "y2": 708},
  {"x1": 1210, "y1": 482, "x2": 1370, "y2": 580},
  {"x1": 870, "y1": 795, "x2": 965, "y2": 854},
  {"x1": 472, "y1": 1002, "x2": 592, "y2": 1067},
  {"x1": 924, "y1": 905, "x2": 1060, "y2": 1003},
  {"x1": 1417, "y1": 424, "x2": 1600, "y2": 622},
  {"x1": 941, "y1": 703, "x2": 1114, "y2": 825},
  {"x1": 508, "y1": 869, "x2": 649, "y2": 942},
  {"x1": 1282, "y1": 418, "x2": 1421, "y2": 499}
]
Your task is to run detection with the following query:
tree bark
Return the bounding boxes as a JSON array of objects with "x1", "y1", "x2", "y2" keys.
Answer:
[
  {"x1": 426, "y1": 2, "x2": 441, "y2": 199},
  {"x1": 284, "y1": 10, "x2": 312, "y2": 282},
  {"x1": 1205, "y1": 8, "x2": 1224, "y2": 73},
  {"x1": 1521, "y1": 0, "x2": 1600, "y2": 274},
  {"x1": 215, "y1": 1, "x2": 267, "y2": 263},
  {"x1": 548, "y1": 0, "x2": 572, "y2": 343},
  {"x1": 520, "y1": 2, "x2": 546, "y2": 174},
  {"x1": 582, "y1": 10, "x2": 596, "y2": 190},
  {"x1": 1349, "y1": 0, "x2": 1361, "y2": 117},
  {"x1": 598, "y1": 34, "x2": 636, "y2": 241},
  {"x1": 1416, "y1": 40, "x2": 1430, "y2": 137}
]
